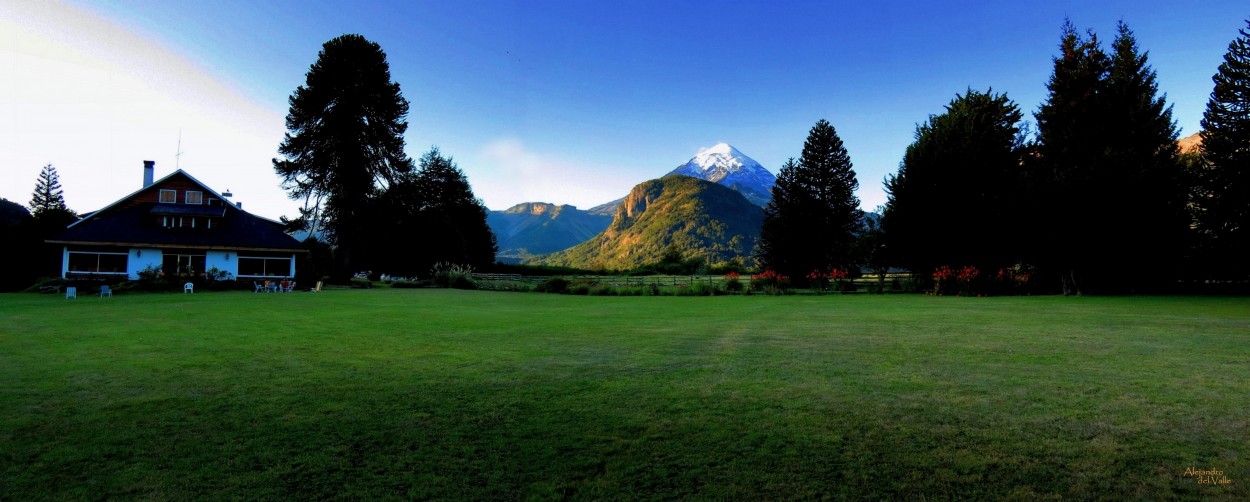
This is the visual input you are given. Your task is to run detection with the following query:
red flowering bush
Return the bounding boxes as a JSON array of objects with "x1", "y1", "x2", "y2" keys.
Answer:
[
  {"x1": 750, "y1": 269, "x2": 790, "y2": 293},
  {"x1": 802, "y1": 268, "x2": 854, "y2": 293},
  {"x1": 995, "y1": 263, "x2": 1035, "y2": 295},
  {"x1": 933, "y1": 265, "x2": 981, "y2": 295},
  {"x1": 724, "y1": 271, "x2": 743, "y2": 292}
]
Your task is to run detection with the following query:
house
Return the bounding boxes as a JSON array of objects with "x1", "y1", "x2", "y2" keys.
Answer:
[{"x1": 48, "y1": 161, "x2": 304, "y2": 281}]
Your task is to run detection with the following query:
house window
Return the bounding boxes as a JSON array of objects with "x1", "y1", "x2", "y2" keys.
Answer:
[
  {"x1": 185, "y1": 191, "x2": 203, "y2": 205},
  {"x1": 67, "y1": 251, "x2": 128, "y2": 275},
  {"x1": 159, "y1": 189, "x2": 176, "y2": 203},
  {"x1": 162, "y1": 253, "x2": 206, "y2": 275},
  {"x1": 237, "y1": 257, "x2": 292, "y2": 277}
]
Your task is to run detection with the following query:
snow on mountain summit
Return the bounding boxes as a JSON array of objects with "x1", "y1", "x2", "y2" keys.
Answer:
[
  {"x1": 691, "y1": 143, "x2": 745, "y2": 172},
  {"x1": 667, "y1": 143, "x2": 776, "y2": 207}
]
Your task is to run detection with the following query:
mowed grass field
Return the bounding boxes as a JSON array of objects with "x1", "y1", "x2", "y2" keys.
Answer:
[{"x1": 1, "y1": 290, "x2": 1247, "y2": 500}]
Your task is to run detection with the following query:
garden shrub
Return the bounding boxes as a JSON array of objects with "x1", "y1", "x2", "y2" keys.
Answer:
[
  {"x1": 537, "y1": 277, "x2": 569, "y2": 294},
  {"x1": 430, "y1": 263, "x2": 476, "y2": 290}
]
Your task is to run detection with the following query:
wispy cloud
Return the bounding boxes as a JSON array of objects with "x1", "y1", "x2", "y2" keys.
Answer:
[
  {"x1": 472, "y1": 138, "x2": 642, "y2": 211},
  {"x1": 0, "y1": 1, "x2": 292, "y2": 219}
]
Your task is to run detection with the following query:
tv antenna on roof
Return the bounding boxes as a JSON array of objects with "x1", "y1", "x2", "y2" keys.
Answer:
[{"x1": 176, "y1": 128, "x2": 185, "y2": 169}]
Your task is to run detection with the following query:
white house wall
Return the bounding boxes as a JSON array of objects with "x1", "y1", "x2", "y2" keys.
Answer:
[
  {"x1": 205, "y1": 251, "x2": 235, "y2": 279},
  {"x1": 127, "y1": 248, "x2": 163, "y2": 279}
]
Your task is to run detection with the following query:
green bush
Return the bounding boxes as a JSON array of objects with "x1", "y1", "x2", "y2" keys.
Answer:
[
  {"x1": 431, "y1": 263, "x2": 477, "y2": 290},
  {"x1": 537, "y1": 277, "x2": 569, "y2": 294}
]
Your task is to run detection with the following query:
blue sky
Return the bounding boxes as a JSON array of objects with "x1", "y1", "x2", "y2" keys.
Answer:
[{"x1": 2, "y1": 1, "x2": 1246, "y2": 219}]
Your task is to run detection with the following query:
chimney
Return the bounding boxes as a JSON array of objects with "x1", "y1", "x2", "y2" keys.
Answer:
[{"x1": 143, "y1": 160, "x2": 155, "y2": 187}]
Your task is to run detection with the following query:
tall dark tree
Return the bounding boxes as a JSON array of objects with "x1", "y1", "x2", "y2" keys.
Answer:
[
  {"x1": 1034, "y1": 20, "x2": 1186, "y2": 293},
  {"x1": 1197, "y1": 18, "x2": 1250, "y2": 281},
  {"x1": 273, "y1": 34, "x2": 413, "y2": 276},
  {"x1": 29, "y1": 164, "x2": 70, "y2": 219},
  {"x1": 368, "y1": 148, "x2": 496, "y2": 276},
  {"x1": 883, "y1": 89, "x2": 1026, "y2": 275},
  {"x1": 1097, "y1": 21, "x2": 1187, "y2": 291},
  {"x1": 0, "y1": 199, "x2": 40, "y2": 291},
  {"x1": 27, "y1": 164, "x2": 78, "y2": 280},
  {"x1": 756, "y1": 119, "x2": 861, "y2": 279},
  {"x1": 1034, "y1": 20, "x2": 1110, "y2": 295}
]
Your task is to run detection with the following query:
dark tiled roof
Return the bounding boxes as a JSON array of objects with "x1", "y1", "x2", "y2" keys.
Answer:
[
  {"x1": 150, "y1": 204, "x2": 228, "y2": 217},
  {"x1": 51, "y1": 202, "x2": 303, "y2": 251}
]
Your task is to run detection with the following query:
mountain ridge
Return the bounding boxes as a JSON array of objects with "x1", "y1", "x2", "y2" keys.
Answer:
[
  {"x1": 537, "y1": 175, "x2": 764, "y2": 271},
  {"x1": 487, "y1": 202, "x2": 611, "y2": 261}
]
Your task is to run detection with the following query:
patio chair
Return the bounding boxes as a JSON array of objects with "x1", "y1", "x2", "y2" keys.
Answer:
[
  {"x1": 99, "y1": 285, "x2": 112, "y2": 298},
  {"x1": 312, "y1": 281, "x2": 323, "y2": 293},
  {"x1": 283, "y1": 281, "x2": 296, "y2": 293},
  {"x1": 253, "y1": 281, "x2": 265, "y2": 293},
  {"x1": 184, "y1": 282, "x2": 194, "y2": 294},
  {"x1": 65, "y1": 286, "x2": 76, "y2": 300}
]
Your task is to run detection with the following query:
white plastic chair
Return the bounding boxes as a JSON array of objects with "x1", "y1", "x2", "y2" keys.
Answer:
[
  {"x1": 99, "y1": 285, "x2": 112, "y2": 298},
  {"x1": 184, "y1": 282, "x2": 194, "y2": 294}
]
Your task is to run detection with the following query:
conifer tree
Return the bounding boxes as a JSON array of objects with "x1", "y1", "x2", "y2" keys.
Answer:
[
  {"x1": 1197, "y1": 18, "x2": 1250, "y2": 280},
  {"x1": 1097, "y1": 21, "x2": 1187, "y2": 291},
  {"x1": 1034, "y1": 20, "x2": 1186, "y2": 293},
  {"x1": 29, "y1": 163, "x2": 69, "y2": 219},
  {"x1": 757, "y1": 119, "x2": 861, "y2": 280},
  {"x1": 1034, "y1": 20, "x2": 1110, "y2": 295},
  {"x1": 273, "y1": 34, "x2": 413, "y2": 275},
  {"x1": 883, "y1": 89, "x2": 1025, "y2": 275},
  {"x1": 368, "y1": 148, "x2": 496, "y2": 275}
]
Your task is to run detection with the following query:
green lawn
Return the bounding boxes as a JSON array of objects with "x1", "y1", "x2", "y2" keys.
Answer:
[{"x1": 1, "y1": 290, "x2": 1246, "y2": 499}]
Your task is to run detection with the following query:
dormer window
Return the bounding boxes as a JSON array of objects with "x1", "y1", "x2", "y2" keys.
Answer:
[
  {"x1": 159, "y1": 189, "x2": 176, "y2": 203},
  {"x1": 186, "y1": 191, "x2": 203, "y2": 205}
]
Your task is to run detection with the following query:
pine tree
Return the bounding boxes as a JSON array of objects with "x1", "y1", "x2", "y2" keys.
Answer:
[
  {"x1": 1097, "y1": 21, "x2": 1187, "y2": 291},
  {"x1": 756, "y1": 119, "x2": 861, "y2": 280},
  {"x1": 29, "y1": 163, "x2": 68, "y2": 218},
  {"x1": 1034, "y1": 20, "x2": 1110, "y2": 295},
  {"x1": 410, "y1": 148, "x2": 497, "y2": 269},
  {"x1": 26, "y1": 164, "x2": 78, "y2": 280},
  {"x1": 273, "y1": 34, "x2": 413, "y2": 276},
  {"x1": 882, "y1": 89, "x2": 1025, "y2": 276},
  {"x1": 1198, "y1": 18, "x2": 1250, "y2": 281},
  {"x1": 368, "y1": 148, "x2": 497, "y2": 275}
]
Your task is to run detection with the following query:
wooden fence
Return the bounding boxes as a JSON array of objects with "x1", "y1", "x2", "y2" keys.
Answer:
[{"x1": 471, "y1": 273, "x2": 916, "y2": 292}]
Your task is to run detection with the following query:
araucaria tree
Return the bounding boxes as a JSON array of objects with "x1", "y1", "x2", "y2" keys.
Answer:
[
  {"x1": 27, "y1": 163, "x2": 78, "y2": 278},
  {"x1": 882, "y1": 90, "x2": 1026, "y2": 276},
  {"x1": 273, "y1": 34, "x2": 413, "y2": 275},
  {"x1": 368, "y1": 148, "x2": 497, "y2": 276},
  {"x1": 29, "y1": 163, "x2": 70, "y2": 219},
  {"x1": 1034, "y1": 20, "x2": 1185, "y2": 294},
  {"x1": 1196, "y1": 18, "x2": 1250, "y2": 281},
  {"x1": 757, "y1": 119, "x2": 862, "y2": 280}
]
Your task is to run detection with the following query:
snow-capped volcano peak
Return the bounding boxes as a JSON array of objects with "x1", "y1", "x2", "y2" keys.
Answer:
[
  {"x1": 667, "y1": 143, "x2": 776, "y2": 207},
  {"x1": 691, "y1": 143, "x2": 746, "y2": 172}
]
